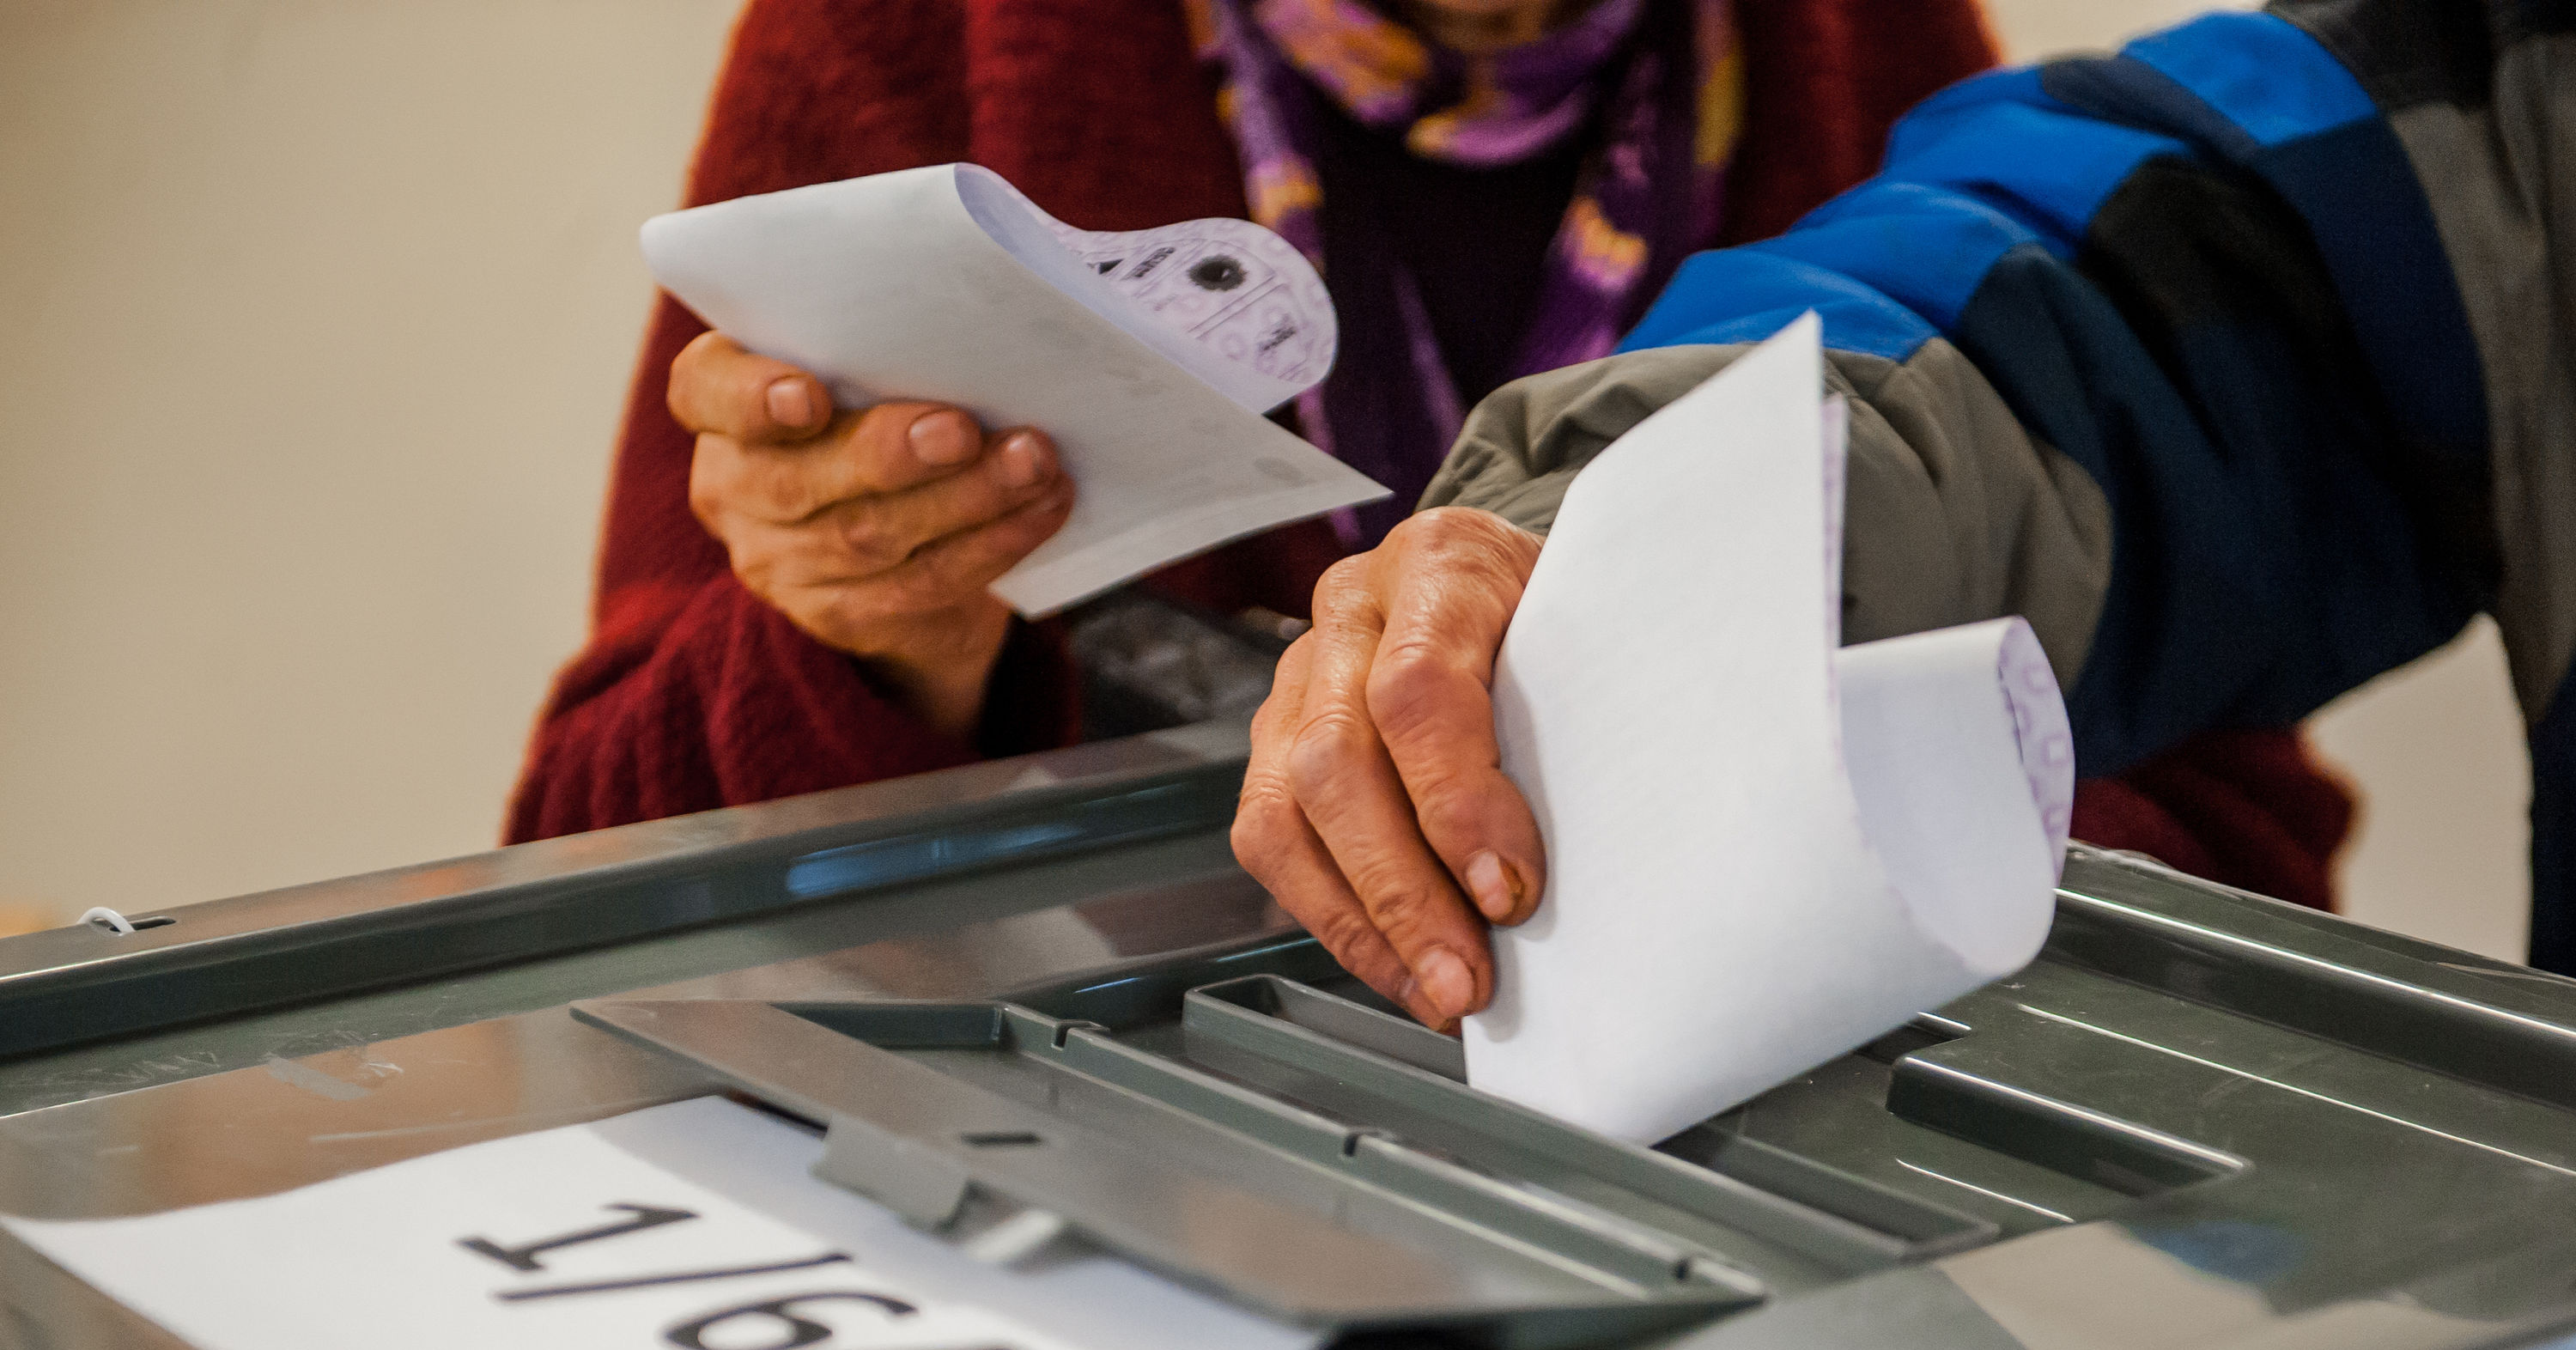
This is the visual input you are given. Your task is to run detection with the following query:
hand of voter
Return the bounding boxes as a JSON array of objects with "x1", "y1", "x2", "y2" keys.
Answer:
[
  {"x1": 1233, "y1": 508, "x2": 1547, "y2": 1030},
  {"x1": 672, "y1": 332, "x2": 1076, "y2": 740}
]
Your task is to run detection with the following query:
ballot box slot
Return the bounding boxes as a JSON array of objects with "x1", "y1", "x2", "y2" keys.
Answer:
[
  {"x1": 574, "y1": 996, "x2": 1759, "y2": 1346},
  {"x1": 934, "y1": 1005, "x2": 1775, "y2": 1297},
  {"x1": 573, "y1": 955, "x2": 2063, "y2": 1337},
  {"x1": 1171, "y1": 977, "x2": 2034, "y2": 1269},
  {"x1": 1177, "y1": 977, "x2": 1996, "y2": 1275}
]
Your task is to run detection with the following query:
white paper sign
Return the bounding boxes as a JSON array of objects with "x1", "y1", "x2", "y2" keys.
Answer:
[
  {"x1": 1462, "y1": 316, "x2": 2074, "y2": 1144},
  {"x1": 3, "y1": 1096, "x2": 1315, "y2": 1350},
  {"x1": 643, "y1": 164, "x2": 1388, "y2": 617}
]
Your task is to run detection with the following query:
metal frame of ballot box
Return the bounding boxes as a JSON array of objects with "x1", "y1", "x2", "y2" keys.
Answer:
[{"x1": 7, "y1": 719, "x2": 2576, "y2": 1348}]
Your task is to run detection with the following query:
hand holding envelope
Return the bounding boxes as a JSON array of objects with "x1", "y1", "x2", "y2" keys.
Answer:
[
  {"x1": 646, "y1": 161, "x2": 1387, "y2": 735},
  {"x1": 1466, "y1": 316, "x2": 2073, "y2": 1142},
  {"x1": 645, "y1": 164, "x2": 1387, "y2": 619},
  {"x1": 1241, "y1": 317, "x2": 2075, "y2": 1143}
]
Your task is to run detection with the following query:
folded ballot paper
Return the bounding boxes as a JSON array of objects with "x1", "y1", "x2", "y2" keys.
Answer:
[
  {"x1": 1463, "y1": 315, "x2": 2075, "y2": 1145},
  {"x1": 642, "y1": 164, "x2": 1388, "y2": 616}
]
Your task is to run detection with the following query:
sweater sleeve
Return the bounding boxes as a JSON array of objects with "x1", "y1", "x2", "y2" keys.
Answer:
[
  {"x1": 507, "y1": 575, "x2": 1077, "y2": 842},
  {"x1": 507, "y1": 0, "x2": 1079, "y2": 843},
  {"x1": 1431, "y1": 3, "x2": 2567, "y2": 784}
]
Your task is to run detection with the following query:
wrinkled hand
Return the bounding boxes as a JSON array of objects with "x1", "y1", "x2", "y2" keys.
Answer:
[
  {"x1": 1232, "y1": 508, "x2": 1548, "y2": 1029},
  {"x1": 671, "y1": 332, "x2": 1075, "y2": 739}
]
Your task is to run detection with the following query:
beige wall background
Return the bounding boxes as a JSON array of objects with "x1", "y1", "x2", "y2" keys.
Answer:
[
  {"x1": 0, "y1": 0, "x2": 742, "y2": 933},
  {"x1": 0, "y1": 0, "x2": 2537, "y2": 960}
]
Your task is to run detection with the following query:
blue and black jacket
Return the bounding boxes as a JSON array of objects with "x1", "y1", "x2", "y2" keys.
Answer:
[{"x1": 1425, "y1": 0, "x2": 2576, "y2": 968}]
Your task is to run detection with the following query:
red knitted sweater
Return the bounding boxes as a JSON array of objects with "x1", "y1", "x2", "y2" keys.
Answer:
[{"x1": 506, "y1": 0, "x2": 2352, "y2": 911}]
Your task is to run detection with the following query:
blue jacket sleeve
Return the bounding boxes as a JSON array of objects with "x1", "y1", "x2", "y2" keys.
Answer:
[{"x1": 1619, "y1": 9, "x2": 2496, "y2": 777}]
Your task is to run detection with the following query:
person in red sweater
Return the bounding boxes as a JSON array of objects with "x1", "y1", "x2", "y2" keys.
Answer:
[{"x1": 508, "y1": 0, "x2": 2353, "y2": 913}]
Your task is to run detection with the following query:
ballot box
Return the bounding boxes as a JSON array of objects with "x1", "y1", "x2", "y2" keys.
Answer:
[{"x1": 5, "y1": 721, "x2": 2576, "y2": 1349}]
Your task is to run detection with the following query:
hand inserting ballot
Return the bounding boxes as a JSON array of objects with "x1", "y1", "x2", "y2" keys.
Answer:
[
  {"x1": 670, "y1": 332, "x2": 1077, "y2": 739},
  {"x1": 1232, "y1": 508, "x2": 1548, "y2": 1030}
]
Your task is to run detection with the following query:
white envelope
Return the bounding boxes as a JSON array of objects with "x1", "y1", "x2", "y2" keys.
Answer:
[{"x1": 1463, "y1": 315, "x2": 2075, "y2": 1144}]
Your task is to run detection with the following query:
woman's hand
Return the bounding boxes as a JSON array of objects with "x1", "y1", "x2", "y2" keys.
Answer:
[
  {"x1": 671, "y1": 332, "x2": 1075, "y2": 739},
  {"x1": 1231, "y1": 508, "x2": 1548, "y2": 1029}
]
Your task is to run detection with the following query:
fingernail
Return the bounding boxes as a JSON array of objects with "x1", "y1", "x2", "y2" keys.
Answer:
[
  {"x1": 1465, "y1": 851, "x2": 1520, "y2": 921},
  {"x1": 909, "y1": 410, "x2": 975, "y2": 465},
  {"x1": 1414, "y1": 947, "x2": 1473, "y2": 1022},
  {"x1": 995, "y1": 433, "x2": 1048, "y2": 488},
  {"x1": 766, "y1": 378, "x2": 818, "y2": 429}
]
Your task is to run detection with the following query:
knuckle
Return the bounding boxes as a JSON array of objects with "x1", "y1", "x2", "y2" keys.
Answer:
[
  {"x1": 1028, "y1": 485, "x2": 1078, "y2": 528},
  {"x1": 1396, "y1": 508, "x2": 1471, "y2": 546},
  {"x1": 925, "y1": 528, "x2": 1002, "y2": 585},
  {"x1": 724, "y1": 454, "x2": 783, "y2": 514},
  {"x1": 1008, "y1": 510, "x2": 1069, "y2": 562},
  {"x1": 1227, "y1": 794, "x2": 1289, "y2": 873},
  {"x1": 1408, "y1": 777, "x2": 1484, "y2": 852},
  {"x1": 1342, "y1": 862, "x2": 1444, "y2": 945},
  {"x1": 759, "y1": 458, "x2": 834, "y2": 522},
  {"x1": 1399, "y1": 506, "x2": 1539, "y2": 569},
  {"x1": 1387, "y1": 508, "x2": 1485, "y2": 563},
  {"x1": 906, "y1": 550, "x2": 972, "y2": 601},
  {"x1": 666, "y1": 337, "x2": 717, "y2": 420},
  {"x1": 992, "y1": 501, "x2": 1060, "y2": 555},
  {"x1": 853, "y1": 404, "x2": 932, "y2": 474},
  {"x1": 835, "y1": 510, "x2": 906, "y2": 571},
  {"x1": 1364, "y1": 642, "x2": 1457, "y2": 737},
  {"x1": 690, "y1": 445, "x2": 762, "y2": 536},
  {"x1": 1320, "y1": 553, "x2": 1372, "y2": 590},
  {"x1": 686, "y1": 457, "x2": 726, "y2": 528},
  {"x1": 1234, "y1": 769, "x2": 1298, "y2": 821},
  {"x1": 967, "y1": 460, "x2": 1027, "y2": 512},
  {"x1": 1284, "y1": 708, "x2": 1376, "y2": 794},
  {"x1": 1246, "y1": 680, "x2": 1292, "y2": 740},
  {"x1": 729, "y1": 352, "x2": 780, "y2": 412},
  {"x1": 1028, "y1": 502, "x2": 1075, "y2": 550},
  {"x1": 1303, "y1": 903, "x2": 1388, "y2": 963},
  {"x1": 1309, "y1": 555, "x2": 1375, "y2": 620},
  {"x1": 1406, "y1": 504, "x2": 1496, "y2": 543}
]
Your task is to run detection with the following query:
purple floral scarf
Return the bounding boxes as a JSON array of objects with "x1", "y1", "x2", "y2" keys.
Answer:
[{"x1": 1188, "y1": 0, "x2": 1743, "y2": 544}]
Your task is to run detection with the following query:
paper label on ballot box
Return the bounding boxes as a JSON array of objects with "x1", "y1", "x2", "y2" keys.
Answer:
[{"x1": 3, "y1": 1096, "x2": 1315, "y2": 1350}]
